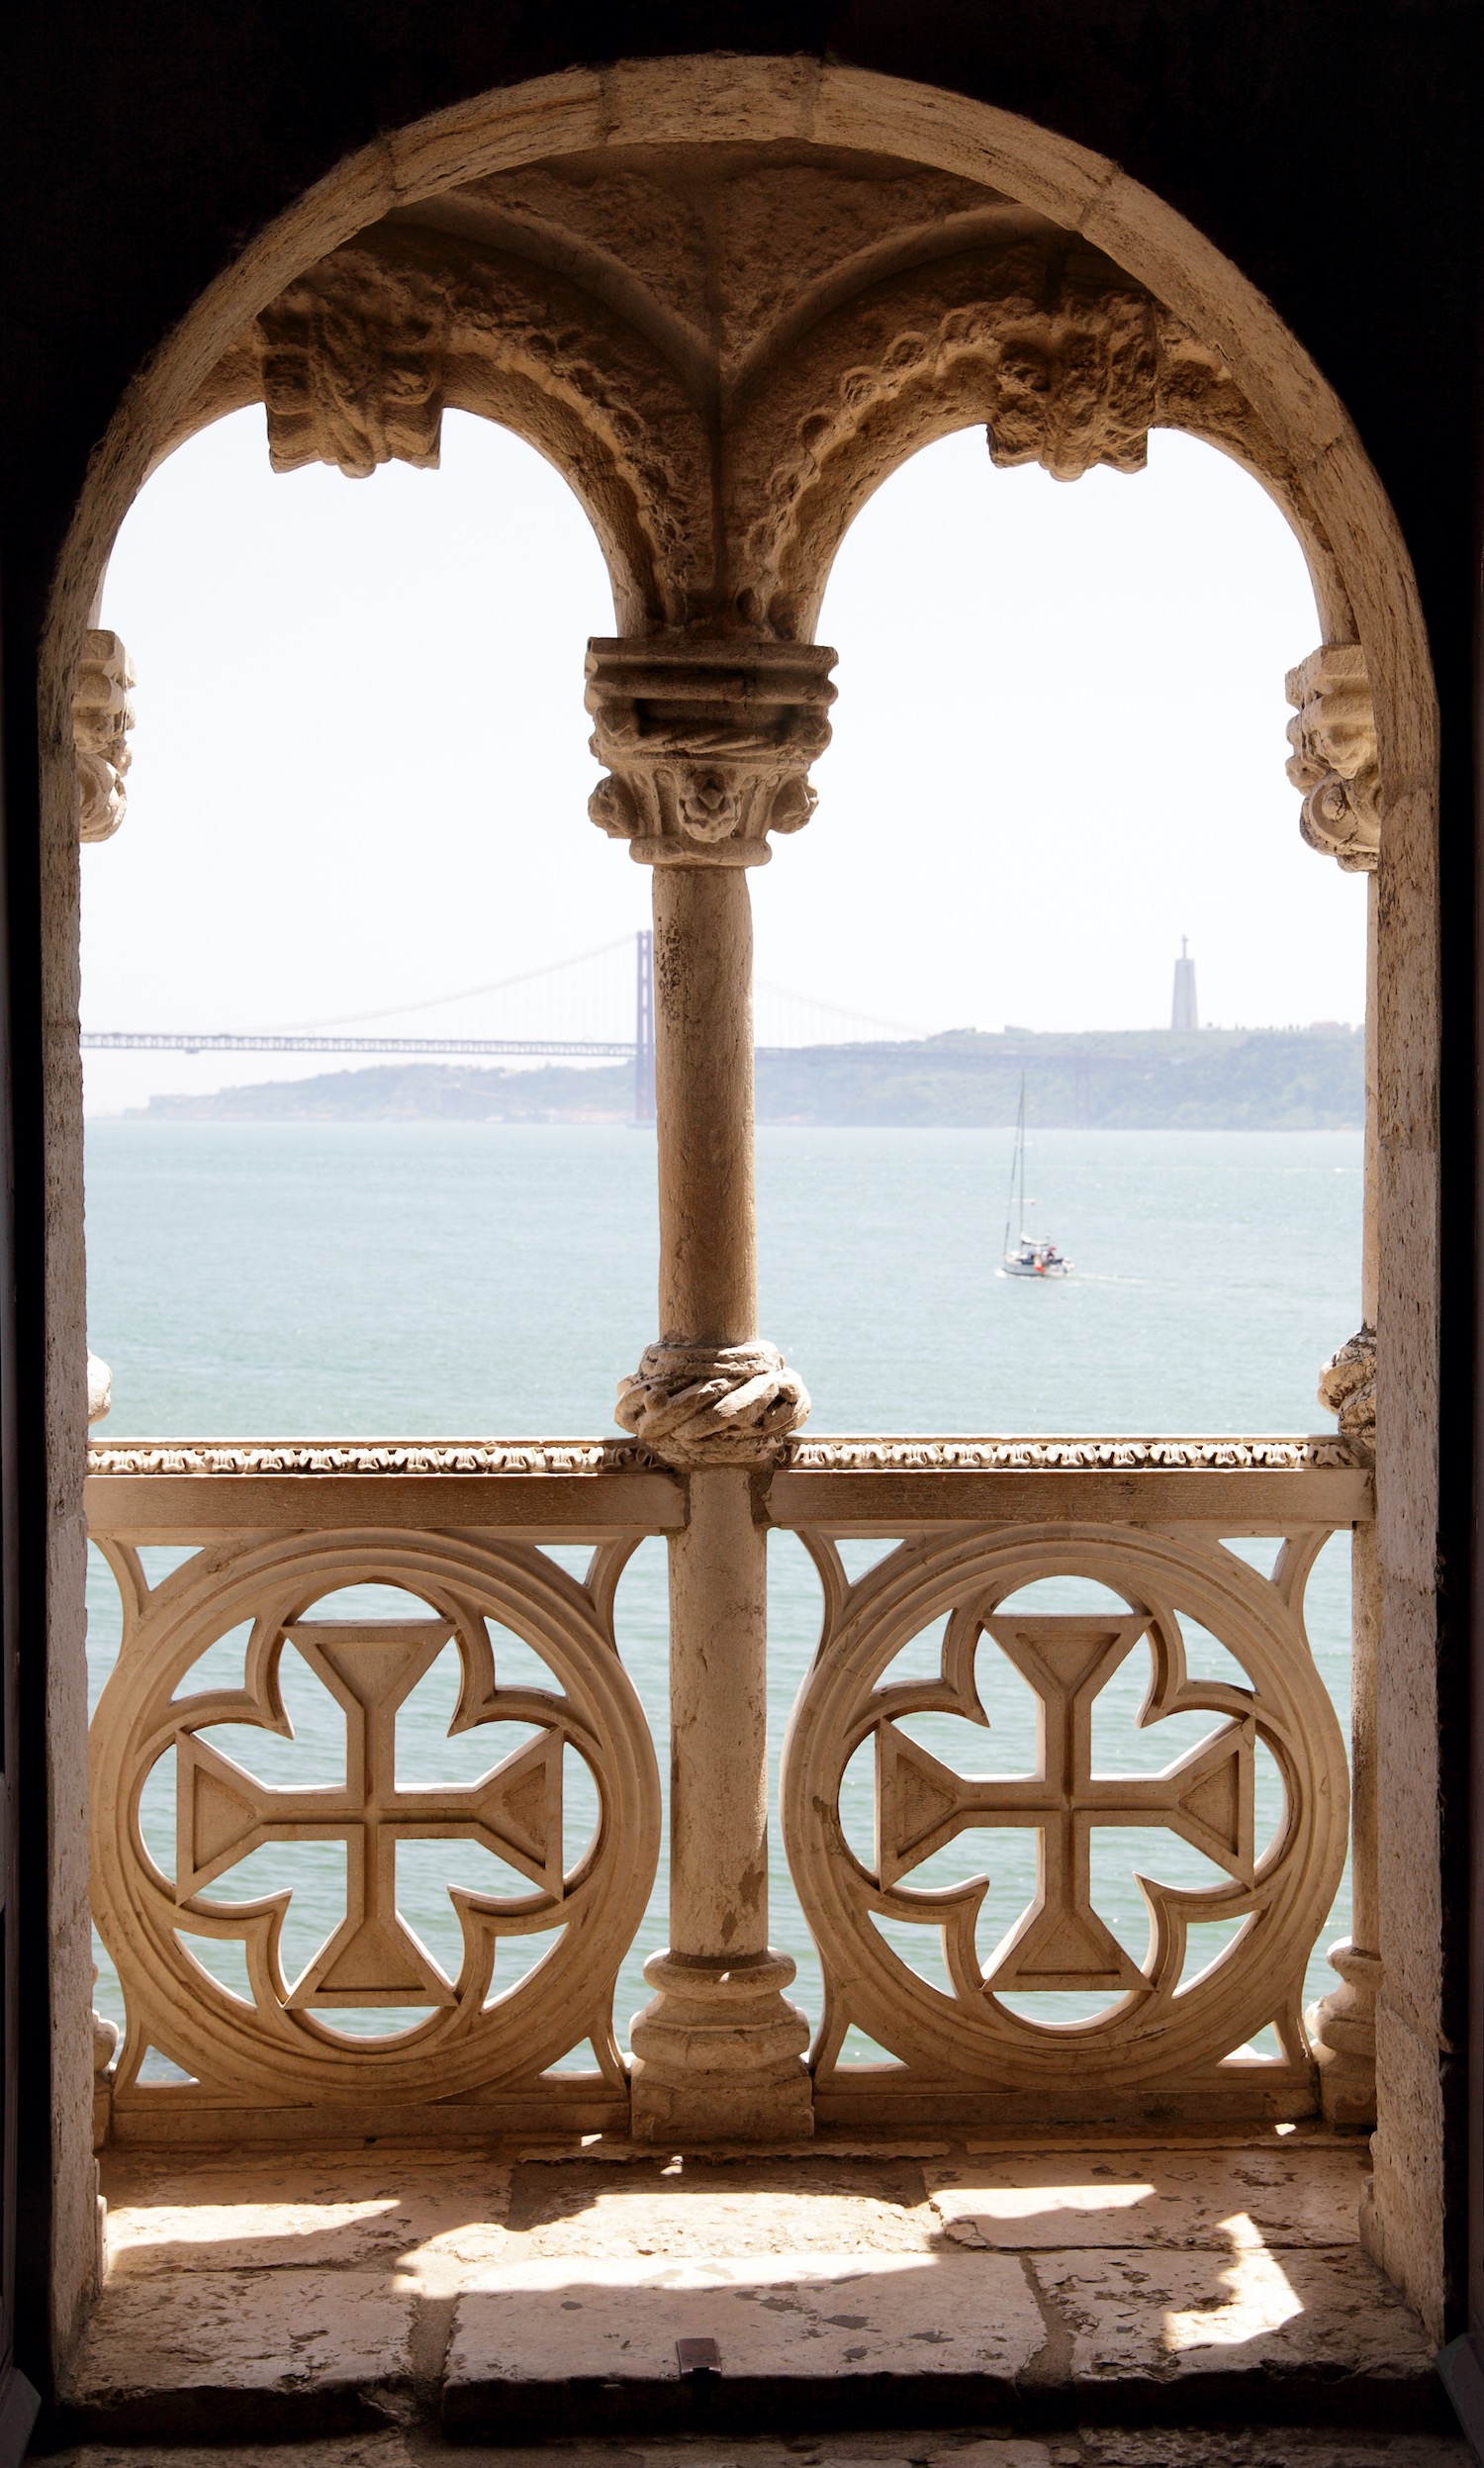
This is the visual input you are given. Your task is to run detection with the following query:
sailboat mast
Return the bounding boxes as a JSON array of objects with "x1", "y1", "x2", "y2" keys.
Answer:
[{"x1": 1002, "y1": 1073, "x2": 1026, "y2": 1260}]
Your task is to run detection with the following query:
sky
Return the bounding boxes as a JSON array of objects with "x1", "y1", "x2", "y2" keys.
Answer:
[{"x1": 83, "y1": 406, "x2": 1364, "y2": 1115}]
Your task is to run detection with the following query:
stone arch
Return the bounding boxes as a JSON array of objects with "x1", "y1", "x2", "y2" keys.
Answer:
[{"x1": 43, "y1": 50, "x2": 1439, "y2": 2335}]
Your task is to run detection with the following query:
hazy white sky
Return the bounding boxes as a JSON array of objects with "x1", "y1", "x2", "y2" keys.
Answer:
[{"x1": 84, "y1": 407, "x2": 1364, "y2": 1114}]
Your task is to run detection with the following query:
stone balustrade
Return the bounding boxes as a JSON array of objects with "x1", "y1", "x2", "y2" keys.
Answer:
[{"x1": 85, "y1": 1434, "x2": 1369, "y2": 2147}]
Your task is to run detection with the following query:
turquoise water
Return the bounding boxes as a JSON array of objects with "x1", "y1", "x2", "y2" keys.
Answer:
[{"x1": 85, "y1": 1119, "x2": 1360, "y2": 2071}]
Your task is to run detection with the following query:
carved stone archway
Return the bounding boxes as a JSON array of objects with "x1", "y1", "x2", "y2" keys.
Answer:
[{"x1": 42, "y1": 55, "x2": 1439, "y2": 2347}]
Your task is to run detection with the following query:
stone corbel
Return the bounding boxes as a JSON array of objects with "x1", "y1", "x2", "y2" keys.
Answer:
[
  {"x1": 1284, "y1": 645, "x2": 1380, "y2": 872},
  {"x1": 1318, "y1": 1324, "x2": 1375, "y2": 1465},
  {"x1": 586, "y1": 636, "x2": 837, "y2": 867},
  {"x1": 985, "y1": 275, "x2": 1159, "y2": 482},
  {"x1": 257, "y1": 269, "x2": 443, "y2": 477},
  {"x1": 74, "y1": 629, "x2": 135, "y2": 842}
]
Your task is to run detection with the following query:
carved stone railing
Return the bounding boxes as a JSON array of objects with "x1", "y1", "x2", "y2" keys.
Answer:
[{"x1": 86, "y1": 1433, "x2": 1368, "y2": 2146}]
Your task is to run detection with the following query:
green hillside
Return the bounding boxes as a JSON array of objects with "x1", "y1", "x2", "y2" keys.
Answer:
[{"x1": 131, "y1": 1026, "x2": 1362, "y2": 1131}]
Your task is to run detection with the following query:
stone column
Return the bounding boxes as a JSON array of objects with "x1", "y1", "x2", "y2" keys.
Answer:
[
  {"x1": 1288, "y1": 644, "x2": 1382, "y2": 2125},
  {"x1": 586, "y1": 632, "x2": 835, "y2": 2140}
]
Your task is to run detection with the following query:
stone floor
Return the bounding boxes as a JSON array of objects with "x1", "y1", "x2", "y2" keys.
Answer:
[
  {"x1": 42, "y1": 2131, "x2": 1460, "y2": 2450},
  {"x1": 33, "y1": 2430, "x2": 1478, "y2": 2466}
]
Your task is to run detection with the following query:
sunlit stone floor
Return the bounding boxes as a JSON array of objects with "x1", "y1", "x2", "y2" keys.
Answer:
[{"x1": 43, "y1": 2131, "x2": 1455, "y2": 2451}]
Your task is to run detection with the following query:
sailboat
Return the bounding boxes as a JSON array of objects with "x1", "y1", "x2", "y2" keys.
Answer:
[{"x1": 1001, "y1": 1074, "x2": 1073, "y2": 1279}]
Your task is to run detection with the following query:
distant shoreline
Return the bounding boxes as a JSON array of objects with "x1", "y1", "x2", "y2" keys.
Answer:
[{"x1": 115, "y1": 1025, "x2": 1363, "y2": 1133}]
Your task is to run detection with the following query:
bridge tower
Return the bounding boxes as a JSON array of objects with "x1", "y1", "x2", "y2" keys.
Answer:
[{"x1": 634, "y1": 929, "x2": 656, "y2": 1124}]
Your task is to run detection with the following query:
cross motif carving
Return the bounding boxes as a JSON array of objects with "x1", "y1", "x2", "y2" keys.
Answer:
[
  {"x1": 875, "y1": 1613, "x2": 1254, "y2": 1993},
  {"x1": 174, "y1": 1620, "x2": 564, "y2": 2007}
]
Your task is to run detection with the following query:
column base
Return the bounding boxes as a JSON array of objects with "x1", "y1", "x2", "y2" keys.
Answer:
[
  {"x1": 629, "y1": 1948, "x2": 813, "y2": 2142},
  {"x1": 1305, "y1": 1939, "x2": 1381, "y2": 2128}
]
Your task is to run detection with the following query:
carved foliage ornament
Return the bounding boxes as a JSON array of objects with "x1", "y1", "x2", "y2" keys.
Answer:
[
  {"x1": 982, "y1": 267, "x2": 1159, "y2": 482},
  {"x1": 74, "y1": 629, "x2": 136, "y2": 842},
  {"x1": 258, "y1": 270, "x2": 444, "y2": 478},
  {"x1": 1284, "y1": 646, "x2": 1379, "y2": 873},
  {"x1": 587, "y1": 636, "x2": 837, "y2": 867}
]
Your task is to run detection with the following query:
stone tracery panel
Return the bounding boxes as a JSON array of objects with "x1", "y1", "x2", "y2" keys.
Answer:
[
  {"x1": 782, "y1": 1522, "x2": 1348, "y2": 2115},
  {"x1": 90, "y1": 1525, "x2": 660, "y2": 2119}
]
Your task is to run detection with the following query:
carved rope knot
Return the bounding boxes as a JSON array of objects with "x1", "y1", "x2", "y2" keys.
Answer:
[
  {"x1": 586, "y1": 635, "x2": 836, "y2": 868},
  {"x1": 74, "y1": 629, "x2": 136, "y2": 843},
  {"x1": 1284, "y1": 645, "x2": 1380, "y2": 873},
  {"x1": 1317, "y1": 1325, "x2": 1375, "y2": 1462},
  {"x1": 615, "y1": 1340, "x2": 810, "y2": 1465}
]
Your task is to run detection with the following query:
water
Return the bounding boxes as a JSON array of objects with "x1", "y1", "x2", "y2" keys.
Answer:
[{"x1": 85, "y1": 1119, "x2": 1360, "y2": 2073}]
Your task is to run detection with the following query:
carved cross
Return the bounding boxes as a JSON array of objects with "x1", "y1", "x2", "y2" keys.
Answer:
[
  {"x1": 876, "y1": 1613, "x2": 1254, "y2": 1993},
  {"x1": 174, "y1": 1620, "x2": 563, "y2": 2007}
]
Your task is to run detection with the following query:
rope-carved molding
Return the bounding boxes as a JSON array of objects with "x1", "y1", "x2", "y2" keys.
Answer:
[
  {"x1": 87, "y1": 1432, "x2": 1362, "y2": 1478},
  {"x1": 74, "y1": 629, "x2": 136, "y2": 843},
  {"x1": 780, "y1": 1433, "x2": 1361, "y2": 1471},
  {"x1": 616, "y1": 1341, "x2": 810, "y2": 1466},
  {"x1": 586, "y1": 635, "x2": 837, "y2": 868},
  {"x1": 1284, "y1": 646, "x2": 1380, "y2": 873}
]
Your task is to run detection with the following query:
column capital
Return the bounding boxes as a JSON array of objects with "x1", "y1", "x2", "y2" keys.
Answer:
[
  {"x1": 1284, "y1": 643, "x2": 1379, "y2": 873},
  {"x1": 586, "y1": 634, "x2": 836, "y2": 868}
]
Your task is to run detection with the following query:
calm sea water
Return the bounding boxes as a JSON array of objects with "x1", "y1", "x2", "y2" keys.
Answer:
[{"x1": 85, "y1": 1119, "x2": 1361, "y2": 2071}]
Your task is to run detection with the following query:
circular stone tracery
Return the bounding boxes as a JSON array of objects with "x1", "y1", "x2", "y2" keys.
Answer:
[
  {"x1": 781, "y1": 1522, "x2": 1348, "y2": 2090},
  {"x1": 90, "y1": 1527, "x2": 660, "y2": 2106}
]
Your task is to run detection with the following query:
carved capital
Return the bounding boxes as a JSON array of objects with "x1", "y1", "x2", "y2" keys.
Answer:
[
  {"x1": 258, "y1": 268, "x2": 443, "y2": 478},
  {"x1": 1318, "y1": 1324, "x2": 1375, "y2": 1464},
  {"x1": 586, "y1": 636, "x2": 836, "y2": 867},
  {"x1": 616, "y1": 1340, "x2": 810, "y2": 1466},
  {"x1": 74, "y1": 630, "x2": 135, "y2": 843},
  {"x1": 1284, "y1": 645, "x2": 1379, "y2": 873}
]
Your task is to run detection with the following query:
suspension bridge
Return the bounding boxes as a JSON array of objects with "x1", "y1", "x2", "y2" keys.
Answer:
[
  {"x1": 80, "y1": 932, "x2": 921, "y2": 1126},
  {"x1": 81, "y1": 932, "x2": 1186, "y2": 1125}
]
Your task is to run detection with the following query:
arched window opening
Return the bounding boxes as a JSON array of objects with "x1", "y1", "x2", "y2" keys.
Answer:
[{"x1": 62, "y1": 68, "x2": 1435, "y2": 2337}]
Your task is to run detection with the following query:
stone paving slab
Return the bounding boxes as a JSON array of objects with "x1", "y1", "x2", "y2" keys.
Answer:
[
  {"x1": 506, "y1": 2152, "x2": 937, "y2": 2256},
  {"x1": 60, "y1": 2268, "x2": 417, "y2": 2440},
  {"x1": 443, "y1": 2247, "x2": 1044, "y2": 2434},
  {"x1": 926, "y1": 2145, "x2": 1368, "y2": 2250},
  {"x1": 49, "y1": 2427, "x2": 1472, "y2": 2466},
  {"x1": 1034, "y1": 2239, "x2": 1438, "y2": 2389},
  {"x1": 102, "y1": 2153, "x2": 514, "y2": 2287}
]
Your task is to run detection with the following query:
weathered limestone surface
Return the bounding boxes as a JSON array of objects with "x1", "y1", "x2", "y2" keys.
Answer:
[
  {"x1": 66, "y1": 2137, "x2": 1444, "y2": 2440},
  {"x1": 925, "y1": 2145, "x2": 1368, "y2": 2249},
  {"x1": 52, "y1": 2433, "x2": 1473, "y2": 2468},
  {"x1": 444, "y1": 2248, "x2": 1045, "y2": 2431},
  {"x1": 1035, "y1": 2242, "x2": 1433, "y2": 2386},
  {"x1": 63, "y1": 2267, "x2": 416, "y2": 2437}
]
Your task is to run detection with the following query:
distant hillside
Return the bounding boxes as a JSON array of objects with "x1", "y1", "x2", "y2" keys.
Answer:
[{"x1": 128, "y1": 1027, "x2": 1363, "y2": 1131}]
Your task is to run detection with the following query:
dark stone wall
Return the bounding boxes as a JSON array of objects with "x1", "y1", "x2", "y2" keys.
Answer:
[{"x1": 1, "y1": 0, "x2": 1478, "y2": 2399}]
